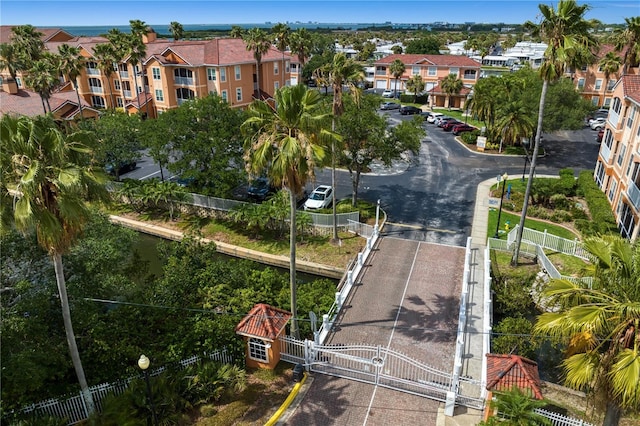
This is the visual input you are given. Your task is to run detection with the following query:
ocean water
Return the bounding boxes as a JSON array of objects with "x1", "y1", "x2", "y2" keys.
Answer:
[{"x1": 45, "y1": 22, "x2": 379, "y2": 37}]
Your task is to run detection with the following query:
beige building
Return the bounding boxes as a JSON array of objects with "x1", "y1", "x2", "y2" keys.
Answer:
[
  {"x1": 570, "y1": 44, "x2": 624, "y2": 109},
  {"x1": 594, "y1": 69, "x2": 640, "y2": 240},
  {"x1": 0, "y1": 26, "x2": 293, "y2": 118}
]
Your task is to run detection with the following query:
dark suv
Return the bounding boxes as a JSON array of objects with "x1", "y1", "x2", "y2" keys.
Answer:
[
  {"x1": 247, "y1": 177, "x2": 275, "y2": 201},
  {"x1": 399, "y1": 105, "x2": 422, "y2": 115}
]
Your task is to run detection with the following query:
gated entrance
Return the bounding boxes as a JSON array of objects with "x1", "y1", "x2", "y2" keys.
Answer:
[{"x1": 279, "y1": 336, "x2": 484, "y2": 410}]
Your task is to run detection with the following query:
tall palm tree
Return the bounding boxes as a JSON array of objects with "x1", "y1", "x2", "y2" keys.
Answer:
[
  {"x1": 389, "y1": 59, "x2": 406, "y2": 96},
  {"x1": 599, "y1": 51, "x2": 623, "y2": 95},
  {"x1": 0, "y1": 114, "x2": 109, "y2": 416},
  {"x1": 316, "y1": 52, "x2": 364, "y2": 241},
  {"x1": 169, "y1": 21, "x2": 184, "y2": 41},
  {"x1": 405, "y1": 75, "x2": 425, "y2": 103},
  {"x1": 241, "y1": 85, "x2": 329, "y2": 339},
  {"x1": 271, "y1": 22, "x2": 291, "y2": 89},
  {"x1": 440, "y1": 73, "x2": 463, "y2": 110},
  {"x1": 24, "y1": 53, "x2": 59, "y2": 114},
  {"x1": 92, "y1": 43, "x2": 118, "y2": 109},
  {"x1": 10, "y1": 24, "x2": 44, "y2": 73},
  {"x1": 290, "y1": 28, "x2": 312, "y2": 71},
  {"x1": 613, "y1": 16, "x2": 640, "y2": 74},
  {"x1": 128, "y1": 20, "x2": 150, "y2": 118},
  {"x1": 243, "y1": 28, "x2": 272, "y2": 99},
  {"x1": 535, "y1": 235, "x2": 640, "y2": 426},
  {"x1": 57, "y1": 44, "x2": 86, "y2": 119},
  {"x1": 229, "y1": 25, "x2": 244, "y2": 39},
  {"x1": 512, "y1": 0, "x2": 597, "y2": 265},
  {"x1": 495, "y1": 101, "x2": 534, "y2": 152},
  {"x1": 0, "y1": 42, "x2": 20, "y2": 81}
]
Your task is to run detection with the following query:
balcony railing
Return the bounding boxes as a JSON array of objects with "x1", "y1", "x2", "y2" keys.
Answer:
[
  {"x1": 627, "y1": 180, "x2": 640, "y2": 211},
  {"x1": 600, "y1": 143, "x2": 612, "y2": 163},
  {"x1": 174, "y1": 77, "x2": 194, "y2": 86},
  {"x1": 122, "y1": 90, "x2": 132, "y2": 98},
  {"x1": 119, "y1": 71, "x2": 129, "y2": 79},
  {"x1": 86, "y1": 68, "x2": 100, "y2": 76},
  {"x1": 375, "y1": 71, "x2": 387, "y2": 76},
  {"x1": 609, "y1": 109, "x2": 620, "y2": 128},
  {"x1": 177, "y1": 98, "x2": 190, "y2": 105},
  {"x1": 89, "y1": 86, "x2": 103, "y2": 94}
]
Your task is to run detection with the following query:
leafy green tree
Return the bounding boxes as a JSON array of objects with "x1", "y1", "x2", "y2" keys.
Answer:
[
  {"x1": 391, "y1": 45, "x2": 403, "y2": 54},
  {"x1": 57, "y1": 44, "x2": 86, "y2": 119},
  {"x1": 440, "y1": 73, "x2": 463, "y2": 110},
  {"x1": 242, "y1": 85, "x2": 330, "y2": 338},
  {"x1": 492, "y1": 317, "x2": 537, "y2": 360},
  {"x1": 404, "y1": 36, "x2": 441, "y2": 54},
  {"x1": 169, "y1": 21, "x2": 184, "y2": 41},
  {"x1": 389, "y1": 59, "x2": 406, "y2": 95},
  {"x1": 24, "y1": 52, "x2": 59, "y2": 114},
  {"x1": 482, "y1": 387, "x2": 551, "y2": 425},
  {"x1": 10, "y1": 24, "x2": 44, "y2": 73},
  {"x1": 337, "y1": 95, "x2": 423, "y2": 206},
  {"x1": 405, "y1": 75, "x2": 425, "y2": 103},
  {"x1": 1, "y1": 114, "x2": 110, "y2": 415},
  {"x1": 513, "y1": 0, "x2": 598, "y2": 264},
  {"x1": 243, "y1": 27, "x2": 272, "y2": 98},
  {"x1": 535, "y1": 235, "x2": 640, "y2": 426},
  {"x1": 495, "y1": 101, "x2": 534, "y2": 151}
]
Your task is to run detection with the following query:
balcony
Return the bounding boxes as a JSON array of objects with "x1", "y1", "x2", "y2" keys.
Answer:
[
  {"x1": 375, "y1": 71, "x2": 387, "y2": 76},
  {"x1": 86, "y1": 68, "x2": 100, "y2": 76},
  {"x1": 609, "y1": 109, "x2": 620, "y2": 128},
  {"x1": 122, "y1": 90, "x2": 132, "y2": 98},
  {"x1": 627, "y1": 180, "x2": 640, "y2": 211},
  {"x1": 119, "y1": 71, "x2": 129, "y2": 79},
  {"x1": 174, "y1": 77, "x2": 194, "y2": 86},
  {"x1": 89, "y1": 86, "x2": 103, "y2": 94},
  {"x1": 600, "y1": 143, "x2": 612, "y2": 163}
]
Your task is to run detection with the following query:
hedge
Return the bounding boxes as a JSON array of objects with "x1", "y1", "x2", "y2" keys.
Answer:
[{"x1": 575, "y1": 170, "x2": 618, "y2": 236}]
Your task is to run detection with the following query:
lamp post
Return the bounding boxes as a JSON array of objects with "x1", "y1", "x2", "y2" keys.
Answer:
[
  {"x1": 494, "y1": 173, "x2": 508, "y2": 239},
  {"x1": 138, "y1": 355, "x2": 158, "y2": 426}
]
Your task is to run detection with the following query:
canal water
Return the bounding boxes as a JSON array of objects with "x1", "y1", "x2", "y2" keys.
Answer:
[{"x1": 133, "y1": 232, "x2": 335, "y2": 284}]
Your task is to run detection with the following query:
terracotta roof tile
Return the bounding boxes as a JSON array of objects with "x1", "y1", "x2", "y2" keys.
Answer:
[
  {"x1": 622, "y1": 74, "x2": 640, "y2": 105},
  {"x1": 486, "y1": 354, "x2": 543, "y2": 400},
  {"x1": 375, "y1": 54, "x2": 481, "y2": 68},
  {"x1": 235, "y1": 303, "x2": 292, "y2": 341},
  {"x1": 0, "y1": 87, "x2": 93, "y2": 118}
]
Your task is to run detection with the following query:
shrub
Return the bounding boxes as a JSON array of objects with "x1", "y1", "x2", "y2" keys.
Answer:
[
  {"x1": 576, "y1": 170, "x2": 618, "y2": 235},
  {"x1": 527, "y1": 206, "x2": 550, "y2": 220},
  {"x1": 491, "y1": 269, "x2": 537, "y2": 318},
  {"x1": 570, "y1": 204, "x2": 588, "y2": 220},
  {"x1": 492, "y1": 316, "x2": 538, "y2": 360},
  {"x1": 549, "y1": 210, "x2": 572, "y2": 223},
  {"x1": 549, "y1": 194, "x2": 571, "y2": 210},
  {"x1": 399, "y1": 93, "x2": 428, "y2": 104},
  {"x1": 460, "y1": 131, "x2": 479, "y2": 144}
]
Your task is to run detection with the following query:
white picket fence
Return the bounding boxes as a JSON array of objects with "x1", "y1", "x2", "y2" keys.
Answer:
[
  {"x1": 506, "y1": 225, "x2": 590, "y2": 261},
  {"x1": 535, "y1": 408, "x2": 594, "y2": 426},
  {"x1": 17, "y1": 348, "x2": 236, "y2": 425}
]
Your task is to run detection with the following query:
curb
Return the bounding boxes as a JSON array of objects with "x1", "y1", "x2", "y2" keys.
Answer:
[{"x1": 265, "y1": 373, "x2": 310, "y2": 426}]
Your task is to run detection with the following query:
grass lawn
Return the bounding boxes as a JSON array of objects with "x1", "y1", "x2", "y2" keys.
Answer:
[{"x1": 487, "y1": 209, "x2": 579, "y2": 241}]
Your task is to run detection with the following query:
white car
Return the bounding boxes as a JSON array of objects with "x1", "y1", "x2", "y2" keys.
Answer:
[
  {"x1": 303, "y1": 185, "x2": 333, "y2": 210},
  {"x1": 426, "y1": 112, "x2": 444, "y2": 123},
  {"x1": 588, "y1": 117, "x2": 606, "y2": 128},
  {"x1": 382, "y1": 89, "x2": 399, "y2": 98}
]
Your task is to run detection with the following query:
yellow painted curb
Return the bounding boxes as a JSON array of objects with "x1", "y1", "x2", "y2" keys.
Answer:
[{"x1": 264, "y1": 372, "x2": 308, "y2": 426}]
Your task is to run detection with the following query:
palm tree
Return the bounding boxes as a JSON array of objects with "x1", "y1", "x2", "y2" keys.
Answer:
[
  {"x1": 316, "y1": 52, "x2": 364, "y2": 241},
  {"x1": 10, "y1": 24, "x2": 44, "y2": 73},
  {"x1": 535, "y1": 235, "x2": 640, "y2": 426},
  {"x1": 290, "y1": 28, "x2": 312, "y2": 71},
  {"x1": 243, "y1": 28, "x2": 272, "y2": 99},
  {"x1": 229, "y1": 25, "x2": 244, "y2": 39},
  {"x1": 495, "y1": 101, "x2": 534, "y2": 153},
  {"x1": 169, "y1": 21, "x2": 184, "y2": 41},
  {"x1": 389, "y1": 59, "x2": 405, "y2": 96},
  {"x1": 599, "y1": 51, "x2": 623, "y2": 95},
  {"x1": 0, "y1": 114, "x2": 109, "y2": 416},
  {"x1": 241, "y1": 85, "x2": 330, "y2": 339},
  {"x1": 0, "y1": 42, "x2": 20, "y2": 81},
  {"x1": 440, "y1": 73, "x2": 463, "y2": 110},
  {"x1": 512, "y1": 0, "x2": 597, "y2": 265},
  {"x1": 271, "y1": 22, "x2": 291, "y2": 89},
  {"x1": 484, "y1": 387, "x2": 551, "y2": 425},
  {"x1": 405, "y1": 75, "x2": 425, "y2": 103},
  {"x1": 24, "y1": 53, "x2": 59, "y2": 114},
  {"x1": 128, "y1": 20, "x2": 150, "y2": 118},
  {"x1": 613, "y1": 16, "x2": 640, "y2": 74},
  {"x1": 57, "y1": 44, "x2": 86, "y2": 119},
  {"x1": 92, "y1": 43, "x2": 118, "y2": 109}
]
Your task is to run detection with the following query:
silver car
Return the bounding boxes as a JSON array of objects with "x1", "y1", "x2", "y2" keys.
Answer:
[{"x1": 380, "y1": 102, "x2": 401, "y2": 110}]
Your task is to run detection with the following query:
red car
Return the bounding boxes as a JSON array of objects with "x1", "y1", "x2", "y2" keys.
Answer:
[
  {"x1": 452, "y1": 123, "x2": 477, "y2": 135},
  {"x1": 442, "y1": 120, "x2": 462, "y2": 131},
  {"x1": 597, "y1": 129, "x2": 604, "y2": 142}
]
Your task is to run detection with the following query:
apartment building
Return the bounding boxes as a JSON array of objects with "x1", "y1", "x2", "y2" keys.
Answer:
[
  {"x1": 0, "y1": 26, "x2": 293, "y2": 118},
  {"x1": 372, "y1": 54, "x2": 481, "y2": 109},
  {"x1": 570, "y1": 44, "x2": 622, "y2": 108},
  {"x1": 594, "y1": 69, "x2": 640, "y2": 241}
]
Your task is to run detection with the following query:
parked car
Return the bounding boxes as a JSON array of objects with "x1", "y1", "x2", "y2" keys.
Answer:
[
  {"x1": 382, "y1": 89, "x2": 400, "y2": 98},
  {"x1": 591, "y1": 121, "x2": 606, "y2": 130},
  {"x1": 303, "y1": 185, "x2": 333, "y2": 210},
  {"x1": 452, "y1": 123, "x2": 477, "y2": 135},
  {"x1": 597, "y1": 129, "x2": 605, "y2": 142},
  {"x1": 247, "y1": 177, "x2": 275, "y2": 201},
  {"x1": 434, "y1": 116, "x2": 454, "y2": 126},
  {"x1": 588, "y1": 117, "x2": 606, "y2": 128},
  {"x1": 426, "y1": 112, "x2": 444, "y2": 123},
  {"x1": 442, "y1": 120, "x2": 462, "y2": 131},
  {"x1": 380, "y1": 102, "x2": 401, "y2": 110},
  {"x1": 399, "y1": 105, "x2": 422, "y2": 115},
  {"x1": 105, "y1": 160, "x2": 136, "y2": 176}
]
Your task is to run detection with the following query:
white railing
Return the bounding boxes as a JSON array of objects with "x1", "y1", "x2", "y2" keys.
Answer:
[
  {"x1": 508, "y1": 225, "x2": 590, "y2": 261},
  {"x1": 86, "y1": 68, "x2": 100, "y2": 75},
  {"x1": 600, "y1": 143, "x2": 612, "y2": 163},
  {"x1": 627, "y1": 180, "x2": 640, "y2": 211},
  {"x1": 174, "y1": 77, "x2": 194, "y2": 86},
  {"x1": 346, "y1": 219, "x2": 374, "y2": 238},
  {"x1": 122, "y1": 89, "x2": 132, "y2": 98},
  {"x1": 119, "y1": 71, "x2": 129, "y2": 79},
  {"x1": 482, "y1": 245, "x2": 492, "y2": 400},
  {"x1": 89, "y1": 86, "x2": 103, "y2": 94},
  {"x1": 18, "y1": 348, "x2": 236, "y2": 425},
  {"x1": 534, "y1": 408, "x2": 594, "y2": 426}
]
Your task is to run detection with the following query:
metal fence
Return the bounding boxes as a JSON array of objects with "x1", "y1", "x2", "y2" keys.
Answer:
[
  {"x1": 18, "y1": 348, "x2": 236, "y2": 425},
  {"x1": 507, "y1": 225, "x2": 590, "y2": 261}
]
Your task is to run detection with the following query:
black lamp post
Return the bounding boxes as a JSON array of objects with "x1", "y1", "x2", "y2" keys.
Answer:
[
  {"x1": 138, "y1": 355, "x2": 158, "y2": 426},
  {"x1": 494, "y1": 173, "x2": 508, "y2": 239}
]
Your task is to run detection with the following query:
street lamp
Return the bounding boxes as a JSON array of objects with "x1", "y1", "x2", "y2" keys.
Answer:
[
  {"x1": 494, "y1": 173, "x2": 508, "y2": 239},
  {"x1": 138, "y1": 355, "x2": 158, "y2": 426}
]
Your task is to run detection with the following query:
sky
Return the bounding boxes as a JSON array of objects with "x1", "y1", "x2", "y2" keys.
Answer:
[{"x1": 1, "y1": 0, "x2": 637, "y2": 27}]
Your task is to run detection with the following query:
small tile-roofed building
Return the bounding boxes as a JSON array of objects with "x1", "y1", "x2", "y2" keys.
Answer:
[
  {"x1": 235, "y1": 303, "x2": 292, "y2": 369},
  {"x1": 486, "y1": 353, "x2": 543, "y2": 399}
]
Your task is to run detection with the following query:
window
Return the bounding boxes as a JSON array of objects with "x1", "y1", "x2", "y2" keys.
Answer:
[
  {"x1": 176, "y1": 87, "x2": 194, "y2": 100},
  {"x1": 114, "y1": 80, "x2": 121, "y2": 90},
  {"x1": 449, "y1": 67, "x2": 459, "y2": 76},
  {"x1": 608, "y1": 179, "x2": 617, "y2": 201},
  {"x1": 619, "y1": 203, "x2": 636, "y2": 240},
  {"x1": 207, "y1": 68, "x2": 216, "y2": 81},
  {"x1": 577, "y1": 78, "x2": 585, "y2": 89},
  {"x1": 612, "y1": 97, "x2": 622, "y2": 114},
  {"x1": 412, "y1": 66, "x2": 420, "y2": 75},
  {"x1": 627, "y1": 106, "x2": 636, "y2": 129},
  {"x1": 236, "y1": 87, "x2": 242, "y2": 102},
  {"x1": 428, "y1": 66, "x2": 437, "y2": 76},
  {"x1": 221, "y1": 90, "x2": 228, "y2": 101},
  {"x1": 220, "y1": 67, "x2": 227, "y2": 82},
  {"x1": 595, "y1": 79, "x2": 602, "y2": 90},
  {"x1": 248, "y1": 338, "x2": 268, "y2": 362},
  {"x1": 618, "y1": 144, "x2": 626, "y2": 167},
  {"x1": 595, "y1": 161, "x2": 605, "y2": 188},
  {"x1": 155, "y1": 89, "x2": 164, "y2": 102},
  {"x1": 607, "y1": 79, "x2": 616, "y2": 91},
  {"x1": 285, "y1": 61, "x2": 290, "y2": 73},
  {"x1": 152, "y1": 67, "x2": 161, "y2": 80},
  {"x1": 116, "y1": 97, "x2": 123, "y2": 107},
  {"x1": 91, "y1": 95, "x2": 105, "y2": 108},
  {"x1": 591, "y1": 96, "x2": 599, "y2": 106},
  {"x1": 464, "y1": 70, "x2": 476, "y2": 79},
  {"x1": 604, "y1": 97, "x2": 612, "y2": 107},
  {"x1": 235, "y1": 65, "x2": 241, "y2": 80},
  {"x1": 274, "y1": 62, "x2": 279, "y2": 75},
  {"x1": 274, "y1": 81, "x2": 279, "y2": 91}
]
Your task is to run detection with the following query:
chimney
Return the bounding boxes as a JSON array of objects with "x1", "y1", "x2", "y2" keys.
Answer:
[
  {"x1": 2, "y1": 77, "x2": 18, "y2": 94},
  {"x1": 142, "y1": 29, "x2": 157, "y2": 44}
]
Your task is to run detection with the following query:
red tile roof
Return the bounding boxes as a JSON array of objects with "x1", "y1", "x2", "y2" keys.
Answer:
[
  {"x1": 621, "y1": 74, "x2": 640, "y2": 105},
  {"x1": 375, "y1": 54, "x2": 481, "y2": 68},
  {"x1": 235, "y1": 303, "x2": 292, "y2": 341},
  {"x1": 0, "y1": 26, "x2": 72, "y2": 44},
  {"x1": 0, "y1": 88, "x2": 93, "y2": 118},
  {"x1": 486, "y1": 354, "x2": 544, "y2": 400}
]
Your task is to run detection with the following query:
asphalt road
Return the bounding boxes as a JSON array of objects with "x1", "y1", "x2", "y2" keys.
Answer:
[{"x1": 124, "y1": 113, "x2": 601, "y2": 246}]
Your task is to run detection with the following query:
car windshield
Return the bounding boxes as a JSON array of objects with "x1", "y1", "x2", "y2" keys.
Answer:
[{"x1": 310, "y1": 192, "x2": 326, "y2": 200}]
